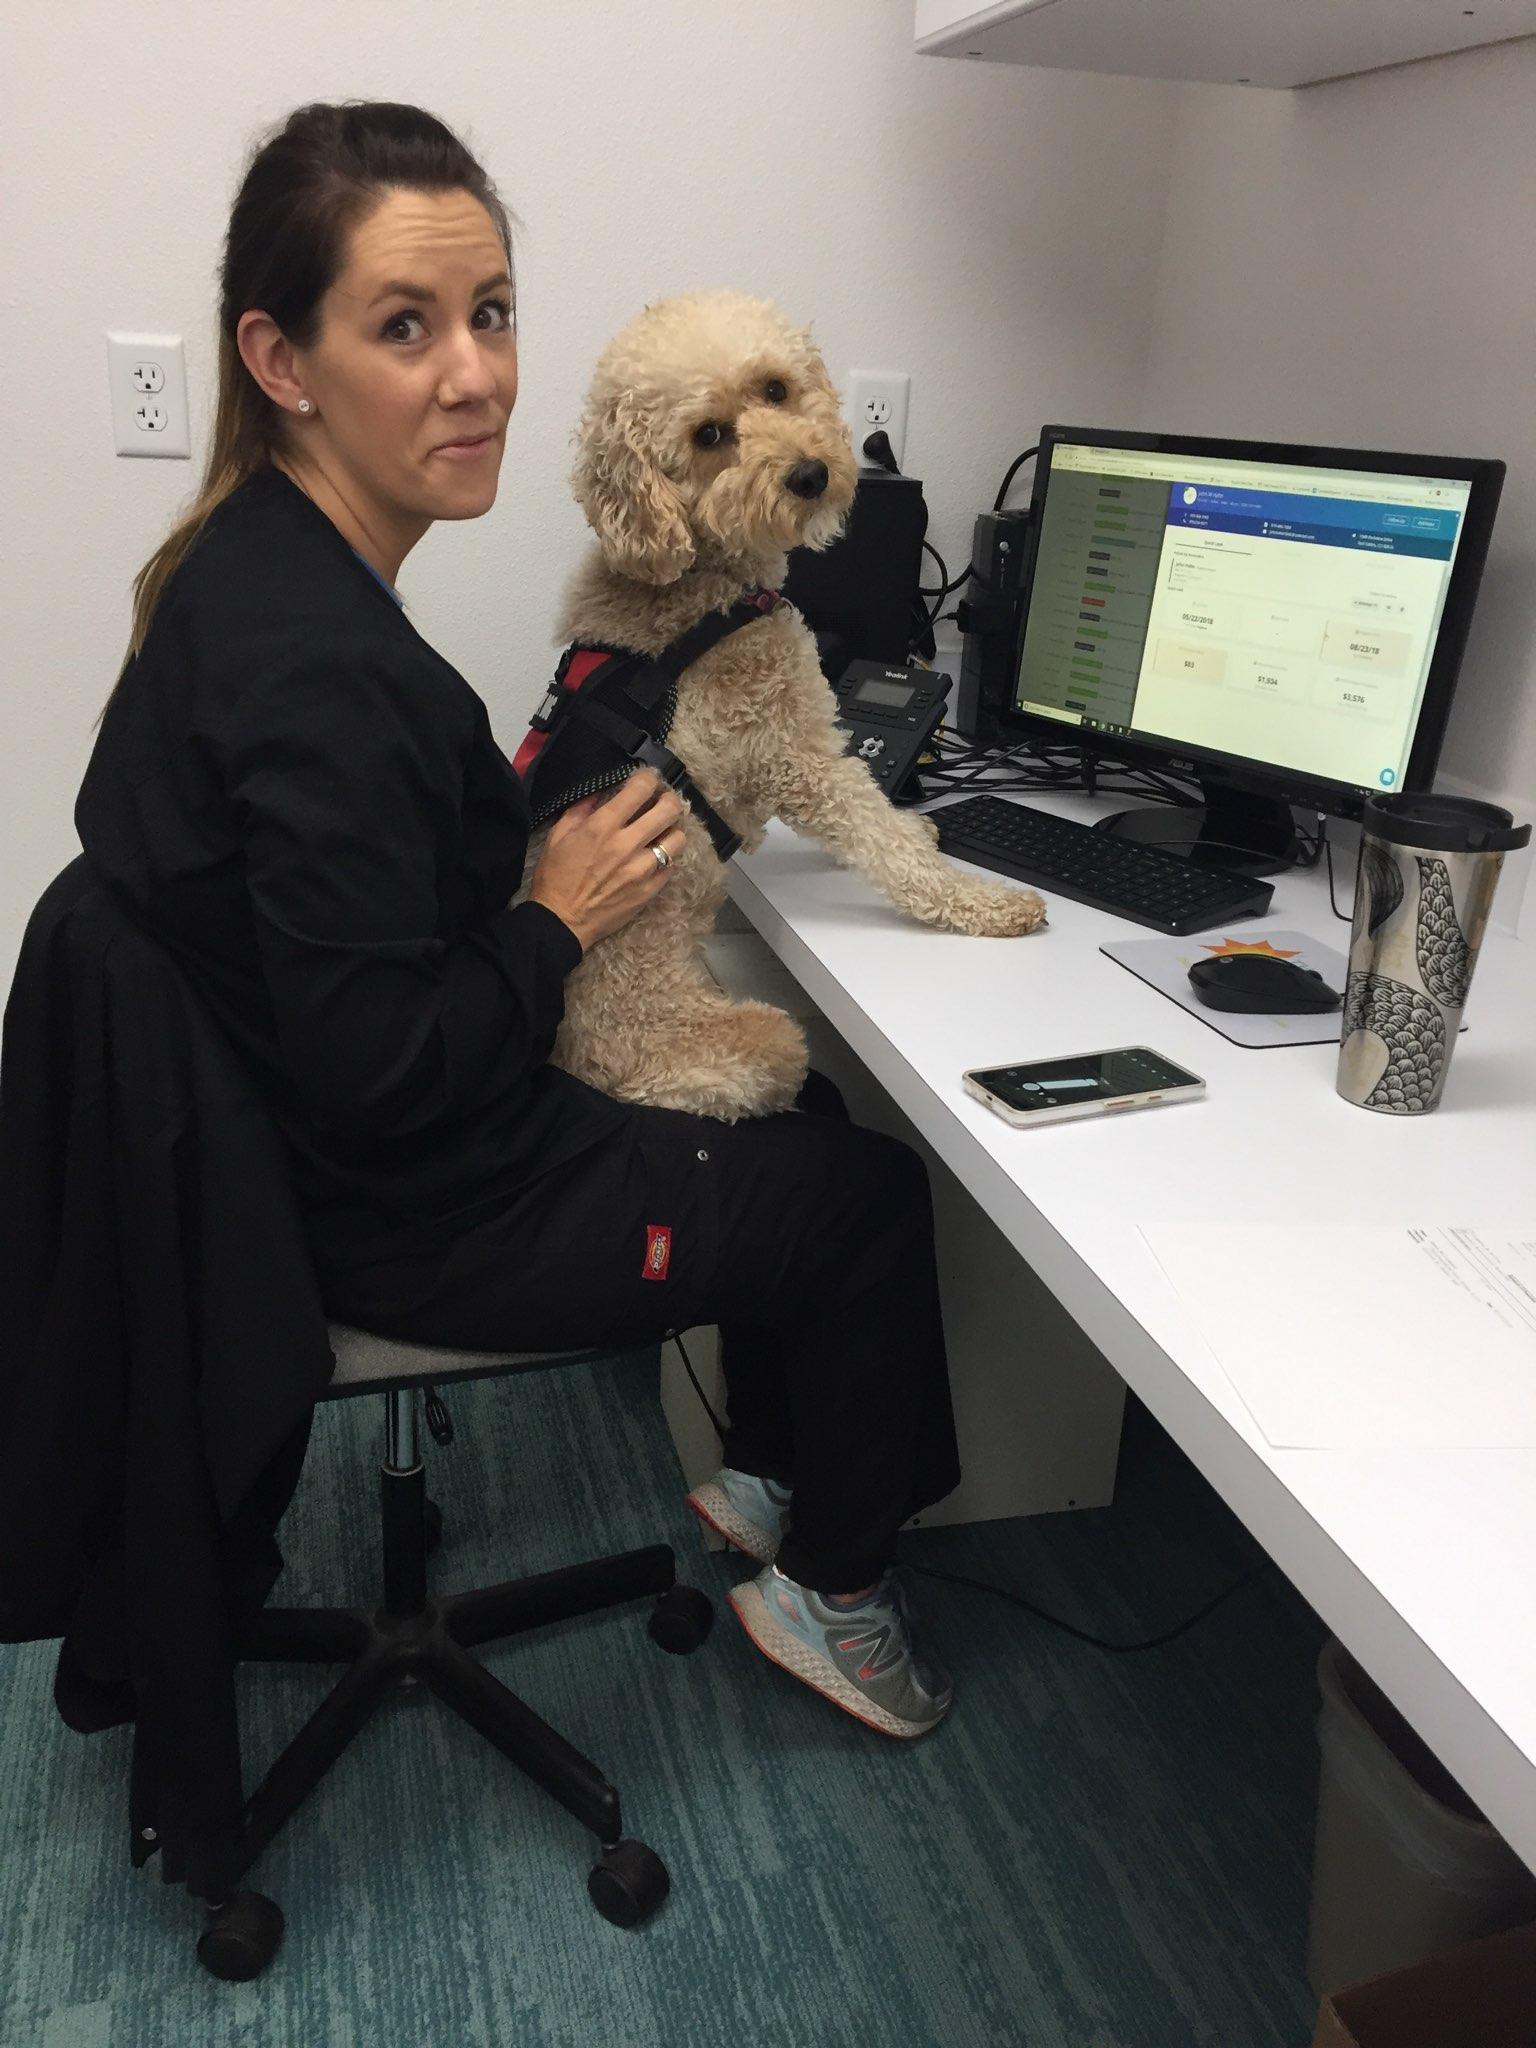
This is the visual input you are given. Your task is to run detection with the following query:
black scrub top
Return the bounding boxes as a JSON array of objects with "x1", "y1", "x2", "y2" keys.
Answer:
[{"x1": 74, "y1": 464, "x2": 624, "y2": 1272}]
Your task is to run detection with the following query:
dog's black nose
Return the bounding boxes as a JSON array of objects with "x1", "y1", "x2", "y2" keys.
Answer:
[{"x1": 785, "y1": 459, "x2": 829, "y2": 500}]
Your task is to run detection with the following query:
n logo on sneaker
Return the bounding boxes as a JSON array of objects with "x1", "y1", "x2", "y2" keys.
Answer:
[{"x1": 835, "y1": 1624, "x2": 903, "y2": 1682}]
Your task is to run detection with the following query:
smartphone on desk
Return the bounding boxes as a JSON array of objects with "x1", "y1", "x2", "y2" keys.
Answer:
[{"x1": 962, "y1": 1046, "x2": 1205, "y2": 1128}]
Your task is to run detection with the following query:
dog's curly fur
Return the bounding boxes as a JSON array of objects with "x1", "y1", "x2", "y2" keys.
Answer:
[{"x1": 527, "y1": 289, "x2": 1046, "y2": 1120}]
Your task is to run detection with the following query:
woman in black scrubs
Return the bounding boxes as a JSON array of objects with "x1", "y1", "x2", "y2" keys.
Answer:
[{"x1": 77, "y1": 101, "x2": 961, "y2": 1741}]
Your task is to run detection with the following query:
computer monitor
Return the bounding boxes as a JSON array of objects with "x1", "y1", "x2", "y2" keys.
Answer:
[{"x1": 1003, "y1": 427, "x2": 1505, "y2": 872}]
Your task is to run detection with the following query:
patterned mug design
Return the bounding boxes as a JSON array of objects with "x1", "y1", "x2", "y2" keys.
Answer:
[{"x1": 1340, "y1": 853, "x2": 1479, "y2": 1114}]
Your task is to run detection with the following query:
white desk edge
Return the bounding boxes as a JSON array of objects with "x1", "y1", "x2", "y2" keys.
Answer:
[{"x1": 728, "y1": 797, "x2": 1536, "y2": 1875}]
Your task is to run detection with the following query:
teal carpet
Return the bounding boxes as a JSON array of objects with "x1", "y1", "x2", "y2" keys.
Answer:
[{"x1": 2, "y1": 1358, "x2": 1324, "y2": 2047}]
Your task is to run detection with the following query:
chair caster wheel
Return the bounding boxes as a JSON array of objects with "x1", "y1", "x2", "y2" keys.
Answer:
[
  {"x1": 588, "y1": 1838, "x2": 669, "y2": 1927},
  {"x1": 648, "y1": 1583, "x2": 713, "y2": 1655},
  {"x1": 423, "y1": 1497, "x2": 444, "y2": 1556},
  {"x1": 196, "y1": 1890, "x2": 285, "y2": 1980}
]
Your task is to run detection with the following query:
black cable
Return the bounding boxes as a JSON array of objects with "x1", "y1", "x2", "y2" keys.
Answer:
[
  {"x1": 671, "y1": 1296, "x2": 1275, "y2": 1653},
  {"x1": 1089, "y1": 770, "x2": 1199, "y2": 811},
  {"x1": 919, "y1": 563, "x2": 975, "y2": 601},
  {"x1": 1290, "y1": 821, "x2": 1325, "y2": 871},
  {"x1": 668, "y1": 1330, "x2": 729, "y2": 1442},
  {"x1": 993, "y1": 444, "x2": 1040, "y2": 513},
  {"x1": 916, "y1": 731, "x2": 1209, "y2": 810},
  {"x1": 919, "y1": 540, "x2": 951, "y2": 602},
  {"x1": 917, "y1": 546, "x2": 979, "y2": 641},
  {"x1": 903, "y1": 1558, "x2": 1276, "y2": 1654}
]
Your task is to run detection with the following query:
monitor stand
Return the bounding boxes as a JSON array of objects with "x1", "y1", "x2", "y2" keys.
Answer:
[{"x1": 1100, "y1": 779, "x2": 1305, "y2": 878}]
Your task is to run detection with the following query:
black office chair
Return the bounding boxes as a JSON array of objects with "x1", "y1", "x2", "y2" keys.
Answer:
[
  {"x1": 202, "y1": 1324, "x2": 715, "y2": 1980},
  {"x1": 0, "y1": 859, "x2": 714, "y2": 1983}
]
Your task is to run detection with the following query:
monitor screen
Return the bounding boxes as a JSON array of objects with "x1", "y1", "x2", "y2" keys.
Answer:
[{"x1": 1010, "y1": 433, "x2": 1498, "y2": 808}]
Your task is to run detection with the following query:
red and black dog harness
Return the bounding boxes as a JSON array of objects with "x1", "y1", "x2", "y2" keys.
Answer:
[{"x1": 513, "y1": 590, "x2": 782, "y2": 863}]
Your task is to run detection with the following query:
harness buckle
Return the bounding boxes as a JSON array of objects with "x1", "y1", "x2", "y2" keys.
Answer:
[
  {"x1": 631, "y1": 735, "x2": 689, "y2": 784},
  {"x1": 629, "y1": 737, "x2": 743, "y2": 862},
  {"x1": 529, "y1": 648, "x2": 579, "y2": 733},
  {"x1": 529, "y1": 685, "x2": 563, "y2": 733}
]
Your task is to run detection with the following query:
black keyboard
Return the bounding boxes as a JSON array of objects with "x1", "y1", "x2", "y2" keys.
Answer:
[{"x1": 931, "y1": 795, "x2": 1274, "y2": 935}]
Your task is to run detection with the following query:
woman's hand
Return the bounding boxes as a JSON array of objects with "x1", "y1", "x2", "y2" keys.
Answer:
[{"x1": 526, "y1": 768, "x2": 687, "y2": 955}]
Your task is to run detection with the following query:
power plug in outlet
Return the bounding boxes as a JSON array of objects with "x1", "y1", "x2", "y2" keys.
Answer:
[
  {"x1": 847, "y1": 371, "x2": 910, "y2": 471},
  {"x1": 108, "y1": 333, "x2": 190, "y2": 458}
]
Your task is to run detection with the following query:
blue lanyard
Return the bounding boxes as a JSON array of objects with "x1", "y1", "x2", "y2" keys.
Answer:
[{"x1": 350, "y1": 545, "x2": 403, "y2": 607}]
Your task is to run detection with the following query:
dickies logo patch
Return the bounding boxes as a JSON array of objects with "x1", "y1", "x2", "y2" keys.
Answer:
[{"x1": 642, "y1": 1225, "x2": 672, "y2": 1281}]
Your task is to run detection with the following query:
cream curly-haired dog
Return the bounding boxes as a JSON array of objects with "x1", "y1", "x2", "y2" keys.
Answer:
[{"x1": 526, "y1": 289, "x2": 1046, "y2": 1119}]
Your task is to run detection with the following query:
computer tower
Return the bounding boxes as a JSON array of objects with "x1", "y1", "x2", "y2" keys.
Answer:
[
  {"x1": 954, "y1": 508, "x2": 1032, "y2": 744},
  {"x1": 782, "y1": 469, "x2": 927, "y2": 674}
]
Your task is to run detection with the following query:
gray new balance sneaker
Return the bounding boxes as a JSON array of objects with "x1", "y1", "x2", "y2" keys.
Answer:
[
  {"x1": 686, "y1": 1468, "x2": 793, "y2": 1564},
  {"x1": 728, "y1": 1562, "x2": 953, "y2": 1739}
]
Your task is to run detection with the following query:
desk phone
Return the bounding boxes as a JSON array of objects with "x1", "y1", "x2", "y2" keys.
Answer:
[{"x1": 831, "y1": 660, "x2": 950, "y2": 804}]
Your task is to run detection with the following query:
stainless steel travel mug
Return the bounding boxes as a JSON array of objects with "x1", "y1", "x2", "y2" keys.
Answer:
[{"x1": 1337, "y1": 794, "x2": 1529, "y2": 1113}]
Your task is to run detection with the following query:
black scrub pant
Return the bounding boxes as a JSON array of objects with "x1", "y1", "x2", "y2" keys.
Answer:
[{"x1": 320, "y1": 1076, "x2": 961, "y2": 1594}]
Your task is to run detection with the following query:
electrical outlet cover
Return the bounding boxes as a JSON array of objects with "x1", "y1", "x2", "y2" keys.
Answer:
[
  {"x1": 847, "y1": 370, "x2": 910, "y2": 471},
  {"x1": 108, "y1": 333, "x2": 191, "y2": 458}
]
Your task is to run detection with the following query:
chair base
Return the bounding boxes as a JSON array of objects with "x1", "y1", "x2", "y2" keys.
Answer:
[{"x1": 205, "y1": 1453, "x2": 712, "y2": 1975}]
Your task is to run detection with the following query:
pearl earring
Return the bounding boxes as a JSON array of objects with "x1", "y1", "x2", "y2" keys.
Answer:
[{"x1": 297, "y1": 399, "x2": 313, "y2": 415}]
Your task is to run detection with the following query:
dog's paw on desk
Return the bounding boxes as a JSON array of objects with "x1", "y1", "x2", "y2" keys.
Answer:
[{"x1": 933, "y1": 876, "x2": 1048, "y2": 938}]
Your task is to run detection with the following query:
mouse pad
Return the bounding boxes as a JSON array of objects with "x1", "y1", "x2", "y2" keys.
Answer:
[{"x1": 1099, "y1": 928, "x2": 1469, "y2": 1049}]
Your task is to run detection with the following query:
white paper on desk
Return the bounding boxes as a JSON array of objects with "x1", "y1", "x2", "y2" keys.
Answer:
[{"x1": 1139, "y1": 1223, "x2": 1536, "y2": 1449}]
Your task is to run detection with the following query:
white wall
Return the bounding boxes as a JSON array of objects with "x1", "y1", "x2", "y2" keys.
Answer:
[
  {"x1": 0, "y1": 0, "x2": 1182, "y2": 984},
  {"x1": 1141, "y1": 41, "x2": 1536, "y2": 836},
  {"x1": 6, "y1": 11, "x2": 1532, "y2": 985}
]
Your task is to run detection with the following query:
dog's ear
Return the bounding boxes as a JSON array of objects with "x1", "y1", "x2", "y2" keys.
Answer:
[{"x1": 573, "y1": 391, "x2": 696, "y2": 585}]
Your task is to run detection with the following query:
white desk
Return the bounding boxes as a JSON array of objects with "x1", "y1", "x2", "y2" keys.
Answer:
[{"x1": 729, "y1": 790, "x2": 1536, "y2": 1874}]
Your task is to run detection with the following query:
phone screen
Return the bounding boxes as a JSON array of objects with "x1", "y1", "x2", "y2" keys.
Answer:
[
  {"x1": 972, "y1": 1048, "x2": 1201, "y2": 1113},
  {"x1": 853, "y1": 676, "x2": 918, "y2": 710}
]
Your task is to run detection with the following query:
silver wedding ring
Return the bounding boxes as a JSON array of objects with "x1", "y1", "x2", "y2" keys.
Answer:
[{"x1": 651, "y1": 843, "x2": 671, "y2": 872}]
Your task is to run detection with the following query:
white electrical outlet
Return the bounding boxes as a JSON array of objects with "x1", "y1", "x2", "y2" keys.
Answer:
[
  {"x1": 107, "y1": 333, "x2": 190, "y2": 458},
  {"x1": 847, "y1": 370, "x2": 910, "y2": 471}
]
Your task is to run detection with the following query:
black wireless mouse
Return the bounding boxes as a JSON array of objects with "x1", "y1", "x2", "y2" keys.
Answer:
[{"x1": 1187, "y1": 953, "x2": 1342, "y2": 1015}]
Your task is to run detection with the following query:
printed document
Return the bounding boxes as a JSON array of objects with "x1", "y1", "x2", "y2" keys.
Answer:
[{"x1": 1139, "y1": 1224, "x2": 1536, "y2": 1449}]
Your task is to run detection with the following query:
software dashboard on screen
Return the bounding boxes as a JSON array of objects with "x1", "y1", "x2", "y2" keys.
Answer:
[{"x1": 1013, "y1": 435, "x2": 1488, "y2": 802}]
